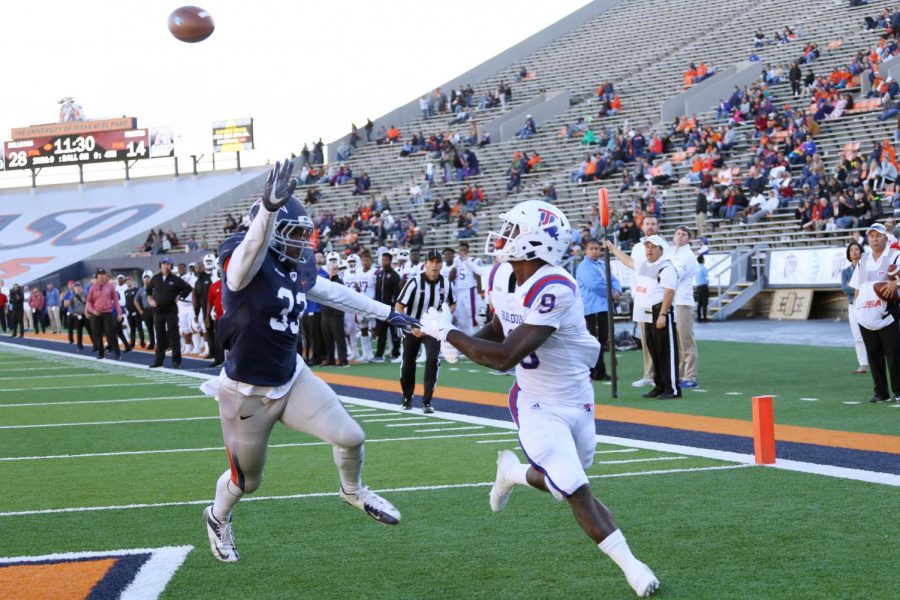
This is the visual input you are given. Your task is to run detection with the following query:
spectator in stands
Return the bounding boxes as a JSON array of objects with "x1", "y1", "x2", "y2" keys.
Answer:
[
  {"x1": 223, "y1": 214, "x2": 238, "y2": 234},
  {"x1": 456, "y1": 214, "x2": 478, "y2": 239},
  {"x1": 746, "y1": 189, "x2": 779, "y2": 224},
  {"x1": 386, "y1": 125, "x2": 401, "y2": 144},
  {"x1": 541, "y1": 183, "x2": 558, "y2": 203},
  {"x1": 517, "y1": 115, "x2": 537, "y2": 140},
  {"x1": 695, "y1": 188, "x2": 708, "y2": 236}
]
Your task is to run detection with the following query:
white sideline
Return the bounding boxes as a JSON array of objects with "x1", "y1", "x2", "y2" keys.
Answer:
[
  {"x1": 0, "y1": 431, "x2": 515, "y2": 462},
  {"x1": 0, "y1": 465, "x2": 751, "y2": 518},
  {"x1": 1, "y1": 341, "x2": 898, "y2": 488},
  {"x1": 0, "y1": 416, "x2": 218, "y2": 430},
  {"x1": 0, "y1": 395, "x2": 208, "y2": 408}
]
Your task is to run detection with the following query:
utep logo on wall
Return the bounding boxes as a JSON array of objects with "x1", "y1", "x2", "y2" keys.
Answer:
[
  {"x1": 537, "y1": 208, "x2": 560, "y2": 241},
  {"x1": 0, "y1": 545, "x2": 192, "y2": 599},
  {"x1": 0, "y1": 203, "x2": 162, "y2": 282}
]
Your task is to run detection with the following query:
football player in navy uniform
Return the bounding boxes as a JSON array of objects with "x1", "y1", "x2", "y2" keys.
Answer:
[{"x1": 200, "y1": 160, "x2": 419, "y2": 562}]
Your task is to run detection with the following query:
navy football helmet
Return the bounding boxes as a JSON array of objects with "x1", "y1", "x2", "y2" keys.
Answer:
[{"x1": 249, "y1": 195, "x2": 315, "y2": 266}]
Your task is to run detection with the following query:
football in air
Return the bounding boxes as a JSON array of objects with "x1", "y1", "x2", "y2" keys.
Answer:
[{"x1": 168, "y1": 6, "x2": 215, "y2": 43}]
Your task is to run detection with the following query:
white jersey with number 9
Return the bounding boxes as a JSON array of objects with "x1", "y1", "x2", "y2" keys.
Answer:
[{"x1": 487, "y1": 262, "x2": 599, "y2": 405}]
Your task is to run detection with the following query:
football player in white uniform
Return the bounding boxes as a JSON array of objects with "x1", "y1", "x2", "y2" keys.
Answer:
[
  {"x1": 177, "y1": 262, "x2": 198, "y2": 355},
  {"x1": 352, "y1": 252, "x2": 378, "y2": 361},
  {"x1": 418, "y1": 200, "x2": 659, "y2": 597},
  {"x1": 453, "y1": 241, "x2": 484, "y2": 334},
  {"x1": 342, "y1": 254, "x2": 364, "y2": 361}
]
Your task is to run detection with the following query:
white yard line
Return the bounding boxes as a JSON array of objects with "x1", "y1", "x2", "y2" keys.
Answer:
[
  {"x1": 0, "y1": 431, "x2": 516, "y2": 462},
  {"x1": 0, "y1": 382, "x2": 162, "y2": 393},
  {"x1": 0, "y1": 464, "x2": 751, "y2": 517},
  {"x1": 0, "y1": 366, "x2": 84, "y2": 373},
  {"x1": 596, "y1": 448, "x2": 640, "y2": 454},
  {"x1": 0, "y1": 395, "x2": 208, "y2": 408},
  {"x1": 361, "y1": 416, "x2": 428, "y2": 423},
  {"x1": 4, "y1": 342, "x2": 898, "y2": 488},
  {"x1": 0, "y1": 416, "x2": 218, "y2": 430},
  {"x1": 412, "y1": 426, "x2": 484, "y2": 433},
  {"x1": 476, "y1": 438, "x2": 520, "y2": 444},
  {"x1": 0, "y1": 372, "x2": 121, "y2": 381},
  {"x1": 385, "y1": 421, "x2": 443, "y2": 427}
]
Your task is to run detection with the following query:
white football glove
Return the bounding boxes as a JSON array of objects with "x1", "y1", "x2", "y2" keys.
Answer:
[
  {"x1": 440, "y1": 341, "x2": 459, "y2": 364},
  {"x1": 420, "y1": 303, "x2": 457, "y2": 342}
]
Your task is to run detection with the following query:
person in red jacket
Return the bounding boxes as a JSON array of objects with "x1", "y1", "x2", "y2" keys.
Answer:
[
  {"x1": 206, "y1": 277, "x2": 224, "y2": 368},
  {"x1": 0, "y1": 289, "x2": 7, "y2": 332}
]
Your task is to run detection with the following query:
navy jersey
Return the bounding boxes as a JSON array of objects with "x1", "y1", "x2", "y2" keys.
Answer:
[{"x1": 218, "y1": 233, "x2": 316, "y2": 386}]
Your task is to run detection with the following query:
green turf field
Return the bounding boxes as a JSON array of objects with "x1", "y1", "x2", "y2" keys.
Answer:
[
  {"x1": 0, "y1": 346, "x2": 897, "y2": 599},
  {"x1": 319, "y1": 340, "x2": 900, "y2": 436}
]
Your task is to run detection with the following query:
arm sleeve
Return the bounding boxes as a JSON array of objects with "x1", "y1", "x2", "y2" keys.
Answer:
[
  {"x1": 396, "y1": 278, "x2": 417, "y2": 307},
  {"x1": 523, "y1": 284, "x2": 575, "y2": 330},
  {"x1": 659, "y1": 263, "x2": 679, "y2": 290},
  {"x1": 848, "y1": 264, "x2": 860, "y2": 290},
  {"x1": 226, "y1": 208, "x2": 277, "y2": 292},
  {"x1": 307, "y1": 276, "x2": 392, "y2": 320}
]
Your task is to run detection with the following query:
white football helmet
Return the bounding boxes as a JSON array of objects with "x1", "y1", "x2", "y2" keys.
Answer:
[
  {"x1": 142, "y1": 269, "x2": 153, "y2": 279},
  {"x1": 485, "y1": 200, "x2": 572, "y2": 265},
  {"x1": 346, "y1": 253, "x2": 360, "y2": 273},
  {"x1": 395, "y1": 249, "x2": 410, "y2": 265},
  {"x1": 326, "y1": 251, "x2": 341, "y2": 268},
  {"x1": 202, "y1": 253, "x2": 217, "y2": 271}
]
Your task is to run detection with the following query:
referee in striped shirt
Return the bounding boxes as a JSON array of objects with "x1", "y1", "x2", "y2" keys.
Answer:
[{"x1": 396, "y1": 249, "x2": 456, "y2": 412}]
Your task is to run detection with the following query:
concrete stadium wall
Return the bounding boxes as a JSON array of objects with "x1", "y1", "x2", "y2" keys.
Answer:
[
  {"x1": 327, "y1": 0, "x2": 627, "y2": 162},
  {"x1": 661, "y1": 61, "x2": 761, "y2": 122},
  {"x1": 92, "y1": 167, "x2": 268, "y2": 259},
  {"x1": 488, "y1": 91, "x2": 572, "y2": 143}
]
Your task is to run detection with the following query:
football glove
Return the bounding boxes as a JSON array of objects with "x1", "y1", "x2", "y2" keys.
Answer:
[
  {"x1": 440, "y1": 340, "x2": 459, "y2": 364},
  {"x1": 262, "y1": 158, "x2": 297, "y2": 212},
  {"x1": 386, "y1": 310, "x2": 420, "y2": 334},
  {"x1": 420, "y1": 303, "x2": 457, "y2": 343}
]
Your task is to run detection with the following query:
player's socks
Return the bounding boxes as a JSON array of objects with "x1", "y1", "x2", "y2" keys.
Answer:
[
  {"x1": 333, "y1": 445, "x2": 364, "y2": 495},
  {"x1": 361, "y1": 335, "x2": 371, "y2": 360},
  {"x1": 212, "y1": 471, "x2": 243, "y2": 520},
  {"x1": 599, "y1": 529, "x2": 659, "y2": 597},
  {"x1": 192, "y1": 333, "x2": 204, "y2": 354}
]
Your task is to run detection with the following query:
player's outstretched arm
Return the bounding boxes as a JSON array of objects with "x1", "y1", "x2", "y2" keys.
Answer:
[
  {"x1": 421, "y1": 307, "x2": 552, "y2": 371},
  {"x1": 226, "y1": 160, "x2": 295, "y2": 292},
  {"x1": 309, "y1": 275, "x2": 418, "y2": 331},
  {"x1": 448, "y1": 320, "x2": 554, "y2": 372}
]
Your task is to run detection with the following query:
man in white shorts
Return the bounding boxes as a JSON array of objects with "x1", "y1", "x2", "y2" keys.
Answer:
[{"x1": 418, "y1": 199, "x2": 659, "y2": 597}]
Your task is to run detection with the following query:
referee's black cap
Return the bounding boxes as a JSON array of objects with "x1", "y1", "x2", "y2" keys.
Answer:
[{"x1": 425, "y1": 249, "x2": 442, "y2": 262}]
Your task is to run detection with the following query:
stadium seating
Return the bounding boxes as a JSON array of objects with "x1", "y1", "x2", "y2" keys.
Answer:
[{"x1": 177, "y1": 0, "x2": 898, "y2": 263}]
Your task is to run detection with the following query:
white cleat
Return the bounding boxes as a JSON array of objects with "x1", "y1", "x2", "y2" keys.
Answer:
[
  {"x1": 203, "y1": 505, "x2": 239, "y2": 562},
  {"x1": 489, "y1": 449, "x2": 520, "y2": 513},
  {"x1": 627, "y1": 562, "x2": 660, "y2": 597},
  {"x1": 340, "y1": 485, "x2": 401, "y2": 525},
  {"x1": 631, "y1": 377, "x2": 653, "y2": 388}
]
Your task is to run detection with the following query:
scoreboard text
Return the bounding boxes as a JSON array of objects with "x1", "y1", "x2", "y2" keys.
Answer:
[{"x1": 2, "y1": 129, "x2": 150, "y2": 170}]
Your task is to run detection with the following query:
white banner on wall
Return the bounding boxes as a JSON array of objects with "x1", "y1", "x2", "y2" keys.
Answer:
[
  {"x1": 610, "y1": 252, "x2": 731, "y2": 290},
  {"x1": 768, "y1": 247, "x2": 848, "y2": 287},
  {"x1": 0, "y1": 170, "x2": 260, "y2": 286}
]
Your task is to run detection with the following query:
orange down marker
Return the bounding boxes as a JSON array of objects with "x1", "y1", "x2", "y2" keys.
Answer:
[{"x1": 751, "y1": 395, "x2": 776, "y2": 464}]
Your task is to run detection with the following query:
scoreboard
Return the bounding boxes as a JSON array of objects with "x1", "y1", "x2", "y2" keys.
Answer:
[
  {"x1": 2, "y1": 129, "x2": 150, "y2": 170},
  {"x1": 212, "y1": 118, "x2": 254, "y2": 152}
]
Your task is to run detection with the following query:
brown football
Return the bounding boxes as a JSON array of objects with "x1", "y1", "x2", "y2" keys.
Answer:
[
  {"x1": 168, "y1": 6, "x2": 215, "y2": 43},
  {"x1": 873, "y1": 281, "x2": 899, "y2": 302}
]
